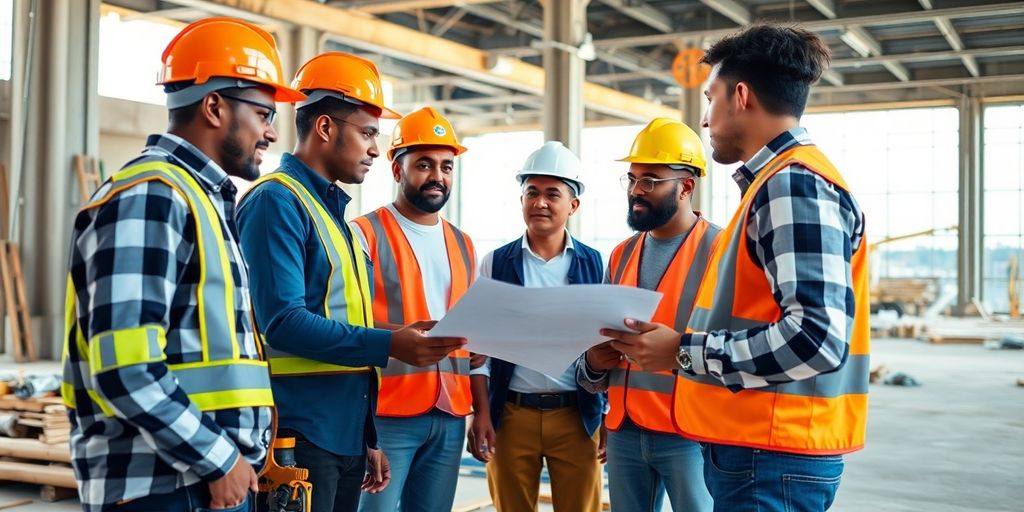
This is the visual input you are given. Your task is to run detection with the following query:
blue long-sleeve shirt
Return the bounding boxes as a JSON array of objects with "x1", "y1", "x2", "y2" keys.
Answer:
[{"x1": 238, "y1": 153, "x2": 391, "y2": 456}]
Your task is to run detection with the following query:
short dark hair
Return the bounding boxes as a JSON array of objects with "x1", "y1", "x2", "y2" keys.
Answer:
[
  {"x1": 296, "y1": 97, "x2": 371, "y2": 141},
  {"x1": 165, "y1": 82, "x2": 251, "y2": 126},
  {"x1": 701, "y1": 24, "x2": 830, "y2": 118}
]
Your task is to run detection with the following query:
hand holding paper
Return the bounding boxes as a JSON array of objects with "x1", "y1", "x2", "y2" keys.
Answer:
[{"x1": 428, "y1": 278, "x2": 662, "y2": 377}]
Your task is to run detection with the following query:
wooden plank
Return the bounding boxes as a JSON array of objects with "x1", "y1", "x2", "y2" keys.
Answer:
[
  {"x1": 40, "y1": 485, "x2": 77, "y2": 502},
  {"x1": 8, "y1": 245, "x2": 34, "y2": 361},
  {"x1": 0, "y1": 437, "x2": 71, "y2": 463},
  {"x1": 0, "y1": 498, "x2": 33, "y2": 510},
  {"x1": 0, "y1": 460, "x2": 76, "y2": 488},
  {"x1": 927, "y1": 335, "x2": 987, "y2": 345},
  {"x1": 0, "y1": 242, "x2": 21, "y2": 362}
]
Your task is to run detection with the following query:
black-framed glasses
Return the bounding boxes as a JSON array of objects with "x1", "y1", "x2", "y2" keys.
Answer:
[
  {"x1": 326, "y1": 115, "x2": 381, "y2": 140},
  {"x1": 620, "y1": 174, "x2": 690, "y2": 193},
  {"x1": 219, "y1": 93, "x2": 277, "y2": 126}
]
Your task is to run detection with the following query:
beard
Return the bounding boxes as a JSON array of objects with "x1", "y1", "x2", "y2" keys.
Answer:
[
  {"x1": 221, "y1": 118, "x2": 264, "y2": 181},
  {"x1": 404, "y1": 180, "x2": 450, "y2": 214},
  {"x1": 627, "y1": 190, "x2": 679, "y2": 232}
]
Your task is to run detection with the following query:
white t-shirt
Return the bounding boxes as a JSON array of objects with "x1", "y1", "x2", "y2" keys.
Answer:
[{"x1": 385, "y1": 204, "x2": 452, "y2": 320}]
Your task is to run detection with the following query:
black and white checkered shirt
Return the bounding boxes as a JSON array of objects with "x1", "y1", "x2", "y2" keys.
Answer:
[
  {"x1": 681, "y1": 128, "x2": 866, "y2": 391},
  {"x1": 65, "y1": 133, "x2": 271, "y2": 510}
]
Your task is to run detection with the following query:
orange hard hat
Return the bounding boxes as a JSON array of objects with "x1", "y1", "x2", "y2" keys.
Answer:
[
  {"x1": 158, "y1": 17, "x2": 304, "y2": 103},
  {"x1": 387, "y1": 107, "x2": 467, "y2": 161},
  {"x1": 292, "y1": 52, "x2": 401, "y2": 119}
]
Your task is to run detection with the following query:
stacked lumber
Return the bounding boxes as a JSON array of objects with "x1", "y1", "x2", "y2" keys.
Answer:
[
  {"x1": 922, "y1": 317, "x2": 1024, "y2": 345},
  {"x1": 0, "y1": 395, "x2": 69, "y2": 444}
]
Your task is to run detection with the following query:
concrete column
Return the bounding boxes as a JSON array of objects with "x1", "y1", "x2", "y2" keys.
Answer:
[
  {"x1": 957, "y1": 94, "x2": 983, "y2": 314},
  {"x1": 275, "y1": 25, "x2": 319, "y2": 154},
  {"x1": 11, "y1": 0, "x2": 100, "y2": 358},
  {"x1": 541, "y1": 0, "x2": 589, "y2": 236},
  {"x1": 680, "y1": 84, "x2": 709, "y2": 214}
]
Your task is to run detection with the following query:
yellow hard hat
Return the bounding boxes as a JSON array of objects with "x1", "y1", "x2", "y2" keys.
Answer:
[
  {"x1": 617, "y1": 118, "x2": 707, "y2": 177},
  {"x1": 387, "y1": 106, "x2": 467, "y2": 161}
]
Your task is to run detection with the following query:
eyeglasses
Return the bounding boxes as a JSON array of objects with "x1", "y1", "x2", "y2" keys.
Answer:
[
  {"x1": 219, "y1": 93, "x2": 277, "y2": 126},
  {"x1": 620, "y1": 174, "x2": 691, "y2": 193},
  {"x1": 326, "y1": 115, "x2": 381, "y2": 141}
]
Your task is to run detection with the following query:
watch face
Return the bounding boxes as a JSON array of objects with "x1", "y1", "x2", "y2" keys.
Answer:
[{"x1": 676, "y1": 349, "x2": 692, "y2": 370}]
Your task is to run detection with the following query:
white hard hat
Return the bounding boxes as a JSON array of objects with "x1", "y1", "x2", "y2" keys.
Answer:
[{"x1": 515, "y1": 141, "x2": 586, "y2": 196}]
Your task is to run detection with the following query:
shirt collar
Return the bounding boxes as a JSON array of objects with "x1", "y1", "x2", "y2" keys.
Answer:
[
  {"x1": 144, "y1": 133, "x2": 234, "y2": 196},
  {"x1": 521, "y1": 230, "x2": 575, "y2": 261},
  {"x1": 732, "y1": 127, "x2": 811, "y2": 194},
  {"x1": 279, "y1": 153, "x2": 352, "y2": 206}
]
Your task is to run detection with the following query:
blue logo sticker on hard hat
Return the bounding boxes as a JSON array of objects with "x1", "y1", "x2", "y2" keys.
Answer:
[{"x1": 433, "y1": 124, "x2": 447, "y2": 137}]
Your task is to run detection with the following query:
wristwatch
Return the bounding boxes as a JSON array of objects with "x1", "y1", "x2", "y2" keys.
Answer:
[{"x1": 675, "y1": 347, "x2": 693, "y2": 371}]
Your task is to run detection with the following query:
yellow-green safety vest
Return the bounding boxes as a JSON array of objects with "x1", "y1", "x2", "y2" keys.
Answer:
[
  {"x1": 61, "y1": 160, "x2": 274, "y2": 415},
  {"x1": 244, "y1": 172, "x2": 380, "y2": 380}
]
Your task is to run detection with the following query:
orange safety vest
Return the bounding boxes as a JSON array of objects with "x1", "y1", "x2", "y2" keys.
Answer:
[
  {"x1": 605, "y1": 216, "x2": 721, "y2": 433},
  {"x1": 674, "y1": 144, "x2": 870, "y2": 455},
  {"x1": 351, "y1": 207, "x2": 476, "y2": 417}
]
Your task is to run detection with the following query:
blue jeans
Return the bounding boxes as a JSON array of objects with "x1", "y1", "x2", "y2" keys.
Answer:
[
  {"x1": 358, "y1": 411, "x2": 464, "y2": 512},
  {"x1": 606, "y1": 422, "x2": 712, "y2": 512},
  {"x1": 109, "y1": 483, "x2": 251, "y2": 512},
  {"x1": 702, "y1": 443, "x2": 844, "y2": 512}
]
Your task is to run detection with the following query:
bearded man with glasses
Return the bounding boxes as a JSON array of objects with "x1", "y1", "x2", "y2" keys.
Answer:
[{"x1": 577, "y1": 118, "x2": 721, "y2": 512}]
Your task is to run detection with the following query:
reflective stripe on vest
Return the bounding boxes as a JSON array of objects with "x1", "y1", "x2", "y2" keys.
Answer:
[
  {"x1": 61, "y1": 161, "x2": 273, "y2": 415},
  {"x1": 243, "y1": 173, "x2": 379, "y2": 379},
  {"x1": 675, "y1": 144, "x2": 871, "y2": 455},
  {"x1": 351, "y1": 207, "x2": 475, "y2": 417},
  {"x1": 605, "y1": 218, "x2": 720, "y2": 433}
]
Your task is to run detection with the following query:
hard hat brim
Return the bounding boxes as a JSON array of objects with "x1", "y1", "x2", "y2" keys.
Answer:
[
  {"x1": 516, "y1": 171, "x2": 586, "y2": 196},
  {"x1": 270, "y1": 84, "x2": 308, "y2": 104}
]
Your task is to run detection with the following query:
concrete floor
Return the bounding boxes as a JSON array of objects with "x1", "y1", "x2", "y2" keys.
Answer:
[{"x1": 0, "y1": 338, "x2": 1021, "y2": 511}]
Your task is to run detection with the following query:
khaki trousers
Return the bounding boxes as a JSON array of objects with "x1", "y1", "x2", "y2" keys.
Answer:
[{"x1": 486, "y1": 402, "x2": 602, "y2": 512}]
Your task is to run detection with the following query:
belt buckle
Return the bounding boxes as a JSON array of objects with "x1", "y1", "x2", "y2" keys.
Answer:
[{"x1": 536, "y1": 393, "x2": 560, "y2": 411}]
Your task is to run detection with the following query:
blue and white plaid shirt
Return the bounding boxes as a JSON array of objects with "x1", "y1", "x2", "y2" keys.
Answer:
[
  {"x1": 681, "y1": 127, "x2": 866, "y2": 390},
  {"x1": 66, "y1": 133, "x2": 271, "y2": 510}
]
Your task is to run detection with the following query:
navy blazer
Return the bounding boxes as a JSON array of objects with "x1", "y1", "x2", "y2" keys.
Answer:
[{"x1": 486, "y1": 235, "x2": 606, "y2": 437}]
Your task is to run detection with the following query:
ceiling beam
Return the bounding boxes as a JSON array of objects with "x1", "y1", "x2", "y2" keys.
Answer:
[
  {"x1": 840, "y1": 26, "x2": 910, "y2": 82},
  {"x1": 194, "y1": 0, "x2": 679, "y2": 122},
  {"x1": 397, "y1": 94, "x2": 543, "y2": 109},
  {"x1": 463, "y1": 3, "x2": 677, "y2": 86},
  {"x1": 830, "y1": 44, "x2": 1024, "y2": 67},
  {"x1": 430, "y1": 7, "x2": 467, "y2": 37},
  {"x1": 805, "y1": 0, "x2": 837, "y2": 19},
  {"x1": 699, "y1": 0, "x2": 751, "y2": 25},
  {"x1": 598, "y1": 0, "x2": 673, "y2": 33},
  {"x1": 340, "y1": 0, "x2": 499, "y2": 15},
  {"x1": 593, "y1": 2, "x2": 1024, "y2": 49},
  {"x1": 917, "y1": 0, "x2": 934, "y2": 9},
  {"x1": 812, "y1": 73, "x2": 1024, "y2": 93}
]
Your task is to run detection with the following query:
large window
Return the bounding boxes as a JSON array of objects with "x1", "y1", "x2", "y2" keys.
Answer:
[
  {"x1": 709, "y1": 107, "x2": 960, "y2": 304},
  {"x1": 98, "y1": 10, "x2": 180, "y2": 105},
  {"x1": 578, "y1": 124, "x2": 643, "y2": 258},
  {"x1": 456, "y1": 131, "x2": 544, "y2": 258},
  {"x1": 982, "y1": 104, "x2": 1024, "y2": 313}
]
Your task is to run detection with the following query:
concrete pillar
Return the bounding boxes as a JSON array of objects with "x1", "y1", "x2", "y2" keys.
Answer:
[
  {"x1": 680, "y1": 84, "x2": 709, "y2": 214},
  {"x1": 10, "y1": 0, "x2": 100, "y2": 358},
  {"x1": 541, "y1": 0, "x2": 589, "y2": 236},
  {"x1": 957, "y1": 94, "x2": 983, "y2": 315},
  {"x1": 275, "y1": 25, "x2": 320, "y2": 154}
]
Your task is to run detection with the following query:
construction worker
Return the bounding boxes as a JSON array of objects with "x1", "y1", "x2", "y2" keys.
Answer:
[
  {"x1": 60, "y1": 18, "x2": 304, "y2": 512},
  {"x1": 578, "y1": 119, "x2": 719, "y2": 512},
  {"x1": 236, "y1": 53, "x2": 467, "y2": 511},
  {"x1": 467, "y1": 141, "x2": 606, "y2": 512},
  {"x1": 352, "y1": 106, "x2": 474, "y2": 512},
  {"x1": 601, "y1": 24, "x2": 869, "y2": 512}
]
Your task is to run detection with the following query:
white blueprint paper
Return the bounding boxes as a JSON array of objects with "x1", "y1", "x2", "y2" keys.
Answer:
[{"x1": 428, "y1": 278, "x2": 663, "y2": 377}]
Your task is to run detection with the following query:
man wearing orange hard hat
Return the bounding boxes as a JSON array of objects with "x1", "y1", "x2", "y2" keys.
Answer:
[
  {"x1": 352, "y1": 107, "x2": 473, "y2": 512},
  {"x1": 60, "y1": 18, "x2": 302, "y2": 512},
  {"x1": 237, "y1": 53, "x2": 466, "y2": 511}
]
